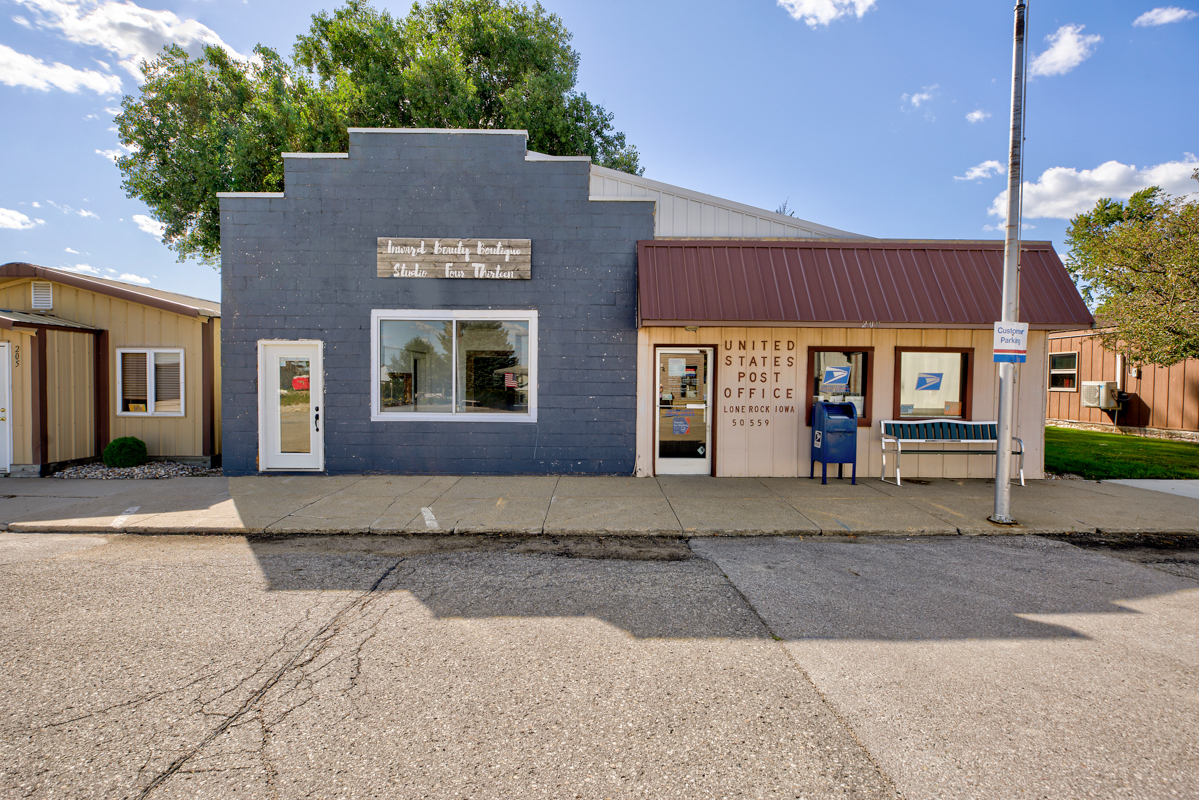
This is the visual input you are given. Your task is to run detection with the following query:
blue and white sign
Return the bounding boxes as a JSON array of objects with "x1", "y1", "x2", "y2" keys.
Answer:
[
  {"x1": 672, "y1": 415, "x2": 690, "y2": 435},
  {"x1": 821, "y1": 366, "x2": 851, "y2": 389},
  {"x1": 993, "y1": 321, "x2": 1030, "y2": 363},
  {"x1": 915, "y1": 372, "x2": 943, "y2": 391}
]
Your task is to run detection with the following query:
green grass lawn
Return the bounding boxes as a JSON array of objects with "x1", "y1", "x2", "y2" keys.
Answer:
[{"x1": 1045, "y1": 426, "x2": 1199, "y2": 480}]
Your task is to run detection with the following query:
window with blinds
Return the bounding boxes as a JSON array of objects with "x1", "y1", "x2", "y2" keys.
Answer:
[
  {"x1": 154, "y1": 352, "x2": 182, "y2": 413},
  {"x1": 117, "y1": 349, "x2": 184, "y2": 415}
]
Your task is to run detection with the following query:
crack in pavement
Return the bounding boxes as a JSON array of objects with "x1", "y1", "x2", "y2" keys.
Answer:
[{"x1": 134, "y1": 558, "x2": 403, "y2": 800}]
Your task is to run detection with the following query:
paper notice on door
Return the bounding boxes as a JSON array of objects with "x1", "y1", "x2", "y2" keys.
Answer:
[{"x1": 668, "y1": 358, "x2": 686, "y2": 377}]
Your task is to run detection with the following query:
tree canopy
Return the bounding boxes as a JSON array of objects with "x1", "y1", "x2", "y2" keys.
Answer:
[
  {"x1": 115, "y1": 0, "x2": 642, "y2": 265},
  {"x1": 1065, "y1": 172, "x2": 1199, "y2": 367}
]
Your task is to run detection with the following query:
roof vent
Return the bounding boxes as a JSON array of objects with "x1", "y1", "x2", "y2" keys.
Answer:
[{"x1": 31, "y1": 281, "x2": 53, "y2": 310}]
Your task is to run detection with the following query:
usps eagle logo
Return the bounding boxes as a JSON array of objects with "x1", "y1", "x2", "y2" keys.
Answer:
[
  {"x1": 915, "y1": 372, "x2": 943, "y2": 391},
  {"x1": 821, "y1": 366, "x2": 851, "y2": 388}
]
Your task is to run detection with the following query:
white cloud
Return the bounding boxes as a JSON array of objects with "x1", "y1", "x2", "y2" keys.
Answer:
[
  {"x1": 1133, "y1": 7, "x2": 1198, "y2": 26},
  {"x1": 78, "y1": 209, "x2": 99, "y2": 219},
  {"x1": 119, "y1": 272, "x2": 151, "y2": 285},
  {"x1": 0, "y1": 208, "x2": 45, "y2": 229},
  {"x1": 13, "y1": 0, "x2": 251, "y2": 83},
  {"x1": 901, "y1": 84, "x2": 937, "y2": 108},
  {"x1": 13, "y1": 14, "x2": 32, "y2": 26},
  {"x1": 103, "y1": 105, "x2": 120, "y2": 114},
  {"x1": 1029, "y1": 24, "x2": 1102, "y2": 77},
  {"x1": 64, "y1": 247, "x2": 80, "y2": 253},
  {"x1": 956, "y1": 160, "x2": 1004, "y2": 181},
  {"x1": 988, "y1": 154, "x2": 1199, "y2": 219},
  {"x1": 0, "y1": 43, "x2": 122, "y2": 93},
  {"x1": 132, "y1": 213, "x2": 166, "y2": 237},
  {"x1": 31, "y1": 201, "x2": 41, "y2": 208},
  {"x1": 96, "y1": 148, "x2": 123, "y2": 161},
  {"x1": 777, "y1": 0, "x2": 877, "y2": 27},
  {"x1": 966, "y1": 109, "x2": 991, "y2": 123},
  {"x1": 63, "y1": 263, "x2": 101, "y2": 275}
]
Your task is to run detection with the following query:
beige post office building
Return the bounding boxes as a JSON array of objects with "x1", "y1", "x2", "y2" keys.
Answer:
[{"x1": 0, "y1": 263, "x2": 221, "y2": 476}]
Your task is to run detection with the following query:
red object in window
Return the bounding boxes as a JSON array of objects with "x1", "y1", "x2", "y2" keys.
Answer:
[{"x1": 292, "y1": 376, "x2": 310, "y2": 391}]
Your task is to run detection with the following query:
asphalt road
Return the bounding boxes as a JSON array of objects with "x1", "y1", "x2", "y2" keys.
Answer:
[{"x1": 0, "y1": 533, "x2": 1194, "y2": 800}]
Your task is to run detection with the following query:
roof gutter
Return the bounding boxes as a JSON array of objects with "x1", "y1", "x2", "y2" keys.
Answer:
[{"x1": 0, "y1": 263, "x2": 203, "y2": 318}]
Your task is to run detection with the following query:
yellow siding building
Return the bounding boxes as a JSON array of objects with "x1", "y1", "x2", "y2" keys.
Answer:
[{"x1": 0, "y1": 263, "x2": 220, "y2": 475}]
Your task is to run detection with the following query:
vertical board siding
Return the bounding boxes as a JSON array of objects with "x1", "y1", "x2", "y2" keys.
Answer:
[
  {"x1": 46, "y1": 330, "x2": 95, "y2": 462},
  {"x1": 587, "y1": 168, "x2": 857, "y2": 239},
  {"x1": 0, "y1": 279, "x2": 213, "y2": 458},
  {"x1": 636, "y1": 326, "x2": 1046, "y2": 480},
  {"x1": 1047, "y1": 331, "x2": 1199, "y2": 434},
  {"x1": 0, "y1": 330, "x2": 33, "y2": 465}
]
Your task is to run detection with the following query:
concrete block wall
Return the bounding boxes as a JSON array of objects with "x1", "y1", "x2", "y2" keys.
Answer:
[{"x1": 220, "y1": 130, "x2": 655, "y2": 475}]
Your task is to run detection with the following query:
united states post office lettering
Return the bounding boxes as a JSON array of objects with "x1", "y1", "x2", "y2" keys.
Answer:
[{"x1": 720, "y1": 339, "x2": 798, "y2": 427}]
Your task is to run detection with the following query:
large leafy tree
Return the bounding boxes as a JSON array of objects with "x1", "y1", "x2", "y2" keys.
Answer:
[
  {"x1": 115, "y1": 0, "x2": 642, "y2": 265},
  {"x1": 1065, "y1": 171, "x2": 1199, "y2": 367}
]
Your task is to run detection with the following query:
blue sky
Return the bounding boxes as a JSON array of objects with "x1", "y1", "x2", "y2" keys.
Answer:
[{"x1": 1, "y1": 0, "x2": 1196, "y2": 302}]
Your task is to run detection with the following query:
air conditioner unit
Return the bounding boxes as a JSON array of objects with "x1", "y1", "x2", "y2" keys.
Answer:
[{"x1": 1081, "y1": 381, "x2": 1119, "y2": 410}]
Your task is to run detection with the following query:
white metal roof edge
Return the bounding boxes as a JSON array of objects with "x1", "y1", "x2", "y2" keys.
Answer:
[
  {"x1": 347, "y1": 127, "x2": 528, "y2": 136},
  {"x1": 216, "y1": 192, "x2": 286, "y2": 198},
  {"x1": 282, "y1": 152, "x2": 348, "y2": 159},
  {"x1": 525, "y1": 150, "x2": 591, "y2": 162},
  {"x1": 589, "y1": 163, "x2": 867, "y2": 239},
  {"x1": 589, "y1": 196, "x2": 656, "y2": 202}
]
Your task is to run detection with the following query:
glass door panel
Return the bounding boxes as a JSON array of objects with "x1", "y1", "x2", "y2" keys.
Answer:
[
  {"x1": 278, "y1": 357, "x2": 312, "y2": 454},
  {"x1": 656, "y1": 348, "x2": 713, "y2": 475}
]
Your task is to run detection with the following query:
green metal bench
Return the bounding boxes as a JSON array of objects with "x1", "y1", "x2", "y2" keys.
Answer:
[{"x1": 880, "y1": 419, "x2": 1023, "y2": 487}]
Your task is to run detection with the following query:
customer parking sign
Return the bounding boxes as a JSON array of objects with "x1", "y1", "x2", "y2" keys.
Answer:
[{"x1": 993, "y1": 321, "x2": 1029, "y2": 363}]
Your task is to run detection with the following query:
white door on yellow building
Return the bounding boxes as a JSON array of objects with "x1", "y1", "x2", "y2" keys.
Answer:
[
  {"x1": 258, "y1": 341, "x2": 324, "y2": 471},
  {"x1": 656, "y1": 347, "x2": 713, "y2": 475},
  {"x1": 0, "y1": 342, "x2": 10, "y2": 473}
]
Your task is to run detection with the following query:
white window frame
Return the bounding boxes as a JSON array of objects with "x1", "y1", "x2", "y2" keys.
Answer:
[
  {"x1": 1048, "y1": 350, "x2": 1078, "y2": 392},
  {"x1": 371, "y1": 309, "x2": 538, "y2": 423},
  {"x1": 116, "y1": 347, "x2": 186, "y2": 417}
]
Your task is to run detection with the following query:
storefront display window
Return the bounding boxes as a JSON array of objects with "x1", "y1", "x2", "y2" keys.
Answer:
[
  {"x1": 807, "y1": 348, "x2": 872, "y2": 425},
  {"x1": 894, "y1": 348, "x2": 972, "y2": 419},
  {"x1": 372, "y1": 310, "x2": 536, "y2": 421}
]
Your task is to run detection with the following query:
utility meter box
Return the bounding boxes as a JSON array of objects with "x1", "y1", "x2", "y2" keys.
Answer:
[
  {"x1": 1081, "y1": 381, "x2": 1119, "y2": 410},
  {"x1": 810, "y1": 401, "x2": 858, "y2": 484}
]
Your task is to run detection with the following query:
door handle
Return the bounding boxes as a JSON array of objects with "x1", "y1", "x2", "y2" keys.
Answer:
[{"x1": 314, "y1": 406, "x2": 320, "y2": 432}]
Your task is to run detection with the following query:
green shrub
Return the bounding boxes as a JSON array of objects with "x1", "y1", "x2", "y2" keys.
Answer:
[{"x1": 103, "y1": 436, "x2": 148, "y2": 468}]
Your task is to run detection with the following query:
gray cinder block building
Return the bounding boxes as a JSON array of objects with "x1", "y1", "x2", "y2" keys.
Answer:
[{"x1": 219, "y1": 129, "x2": 654, "y2": 475}]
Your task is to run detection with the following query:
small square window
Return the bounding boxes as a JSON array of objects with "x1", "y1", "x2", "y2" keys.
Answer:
[
  {"x1": 894, "y1": 349, "x2": 972, "y2": 419},
  {"x1": 117, "y1": 348, "x2": 185, "y2": 416},
  {"x1": 1049, "y1": 352, "x2": 1078, "y2": 391},
  {"x1": 806, "y1": 348, "x2": 872, "y2": 425}
]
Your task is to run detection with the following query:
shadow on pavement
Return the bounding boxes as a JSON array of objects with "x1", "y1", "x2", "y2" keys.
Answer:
[{"x1": 244, "y1": 533, "x2": 1198, "y2": 642}]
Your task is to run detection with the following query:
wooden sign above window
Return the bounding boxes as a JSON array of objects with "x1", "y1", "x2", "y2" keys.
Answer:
[{"x1": 376, "y1": 238, "x2": 531, "y2": 280}]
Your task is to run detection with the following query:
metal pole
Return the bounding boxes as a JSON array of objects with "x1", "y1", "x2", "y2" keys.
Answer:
[{"x1": 991, "y1": 0, "x2": 1028, "y2": 524}]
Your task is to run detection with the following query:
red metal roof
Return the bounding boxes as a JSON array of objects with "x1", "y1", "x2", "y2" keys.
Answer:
[{"x1": 637, "y1": 239, "x2": 1094, "y2": 329}]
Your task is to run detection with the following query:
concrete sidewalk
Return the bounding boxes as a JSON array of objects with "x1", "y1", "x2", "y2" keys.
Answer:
[{"x1": 3, "y1": 474, "x2": 1199, "y2": 537}]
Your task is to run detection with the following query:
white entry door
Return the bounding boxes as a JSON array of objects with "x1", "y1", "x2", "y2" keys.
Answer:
[
  {"x1": 0, "y1": 342, "x2": 11, "y2": 474},
  {"x1": 259, "y1": 341, "x2": 324, "y2": 471},
  {"x1": 656, "y1": 347, "x2": 714, "y2": 475}
]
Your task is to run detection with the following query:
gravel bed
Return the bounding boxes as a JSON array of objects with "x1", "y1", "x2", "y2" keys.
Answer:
[{"x1": 53, "y1": 462, "x2": 223, "y2": 480}]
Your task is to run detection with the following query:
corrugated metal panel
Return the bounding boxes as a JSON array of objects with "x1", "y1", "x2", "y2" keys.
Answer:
[
  {"x1": 639, "y1": 239, "x2": 1094, "y2": 329},
  {"x1": 589, "y1": 165, "x2": 866, "y2": 239}
]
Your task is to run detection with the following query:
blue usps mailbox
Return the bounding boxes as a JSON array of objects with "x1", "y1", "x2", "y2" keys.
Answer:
[{"x1": 810, "y1": 401, "x2": 858, "y2": 485}]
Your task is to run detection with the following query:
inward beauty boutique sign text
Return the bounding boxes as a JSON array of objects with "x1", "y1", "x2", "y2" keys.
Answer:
[{"x1": 377, "y1": 238, "x2": 532, "y2": 279}]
